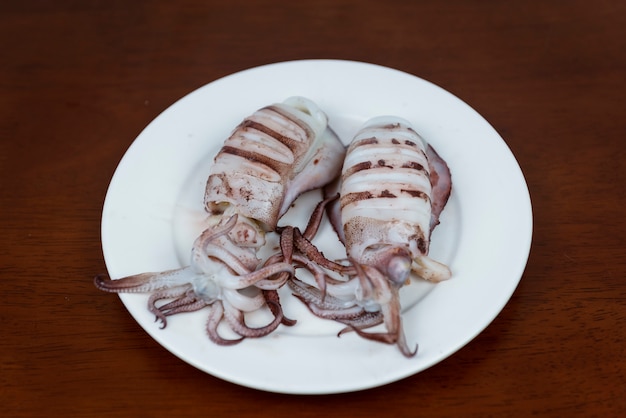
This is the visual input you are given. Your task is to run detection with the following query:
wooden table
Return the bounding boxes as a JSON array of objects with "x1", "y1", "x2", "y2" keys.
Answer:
[{"x1": 2, "y1": 1, "x2": 624, "y2": 416}]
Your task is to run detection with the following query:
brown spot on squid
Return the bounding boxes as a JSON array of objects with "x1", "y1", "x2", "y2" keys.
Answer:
[{"x1": 379, "y1": 189, "x2": 396, "y2": 198}]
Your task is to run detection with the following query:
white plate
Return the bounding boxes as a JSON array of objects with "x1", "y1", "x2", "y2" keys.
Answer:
[{"x1": 101, "y1": 59, "x2": 532, "y2": 394}]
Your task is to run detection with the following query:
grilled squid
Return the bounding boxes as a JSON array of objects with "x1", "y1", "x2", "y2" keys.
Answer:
[
  {"x1": 96, "y1": 97, "x2": 346, "y2": 345},
  {"x1": 340, "y1": 116, "x2": 451, "y2": 284},
  {"x1": 290, "y1": 116, "x2": 452, "y2": 357}
]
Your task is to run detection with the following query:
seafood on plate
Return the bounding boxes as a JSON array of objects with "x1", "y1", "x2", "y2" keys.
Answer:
[
  {"x1": 95, "y1": 96, "x2": 346, "y2": 345},
  {"x1": 289, "y1": 116, "x2": 452, "y2": 357}
]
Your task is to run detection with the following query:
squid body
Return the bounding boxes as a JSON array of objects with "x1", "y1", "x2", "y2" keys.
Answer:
[
  {"x1": 96, "y1": 97, "x2": 346, "y2": 344},
  {"x1": 292, "y1": 116, "x2": 452, "y2": 357}
]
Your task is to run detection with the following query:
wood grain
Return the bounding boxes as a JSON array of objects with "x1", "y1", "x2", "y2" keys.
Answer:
[{"x1": 1, "y1": 0, "x2": 625, "y2": 416}]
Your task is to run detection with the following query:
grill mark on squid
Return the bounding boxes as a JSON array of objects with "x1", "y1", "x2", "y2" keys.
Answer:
[
  {"x1": 401, "y1": 189, "x2": 432, "y2": 206},
  {"x1": 220, "y1": 107, "x2": 317, "y2": 177},
  {"x1": 351, "y1": 137, "x2": 378, "y2": 147},
  {"x1": 401, "y1": 189, "x2": 429, "y2": 200},
  {"x1": 343, "y1": 159, "x2": 428, "y2": 179},
  {"x1": 342, "y1": 160, "x2": 372, "y2": 178},
  {"x1": 265, "y1": 105, "x2": 314, "y2": 145},
  {"x1": 220, "y1": 145, "x2": 282, "y2": 176},
  {"x1": 239, "y1": 119, "x2": 301, "y2": 157},
  {"x1": 401, "y1": 161, "x2": 425, "y2": 171},
  {"x1": 401, "y1": 160, "x2": 430, "y2": 179},
  {"x1": 340, "y1": 191, "x2": 373, "y2": 209},
  {"x1": 341, "y1": 188, "x2": 430, "y2": 209}
]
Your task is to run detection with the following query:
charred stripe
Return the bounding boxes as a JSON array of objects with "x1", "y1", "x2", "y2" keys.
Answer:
[
  {"x1": 219, "y1": 145, "x2": 283, "y2": 176},
  {"x1": 342, "y1": 160, "x2": 372, "y2": 178},
  {"x1": 350, "y1": 137, "x2": 379, "y2": 147},
  {"x1": 240, "y1": 119, "x2": 301, "y2": 156},
  {"x1": 340, "y1": 191, "x2": 373, "y2": 209},
  {"x1": 401, "y1": 189, "x2": 431, "y2": 202},
  {"x1": 341, "y1": 189, "x2": 419, "y2": 209},
  {"x1": 265, "y1": 105, "x2": 314, "y2": 145}
]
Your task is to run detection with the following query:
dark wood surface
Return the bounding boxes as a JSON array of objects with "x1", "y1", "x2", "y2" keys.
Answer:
[{"x1": 2, "y1": 0, "x2": 625, "y2": 416}]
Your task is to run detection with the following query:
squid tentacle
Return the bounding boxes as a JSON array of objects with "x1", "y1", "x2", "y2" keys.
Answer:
[
  {"x1": 300, "y1": 192, "x2": 340, "y2": 241},
  {"x1": 252, "y1": 227, "x2": 296, "y2": 290},
  {"x1": 158, "y1": 299, "x2": 213, "y2": 323},
  {"x1": 293, "y1": 294, "x2": 365, "y2": 320},
  {"x1": 221, "y1": 288, "x2": 265, "y2": 312},
  {"x1": 219, "y1": 262, "x2": 295, "y2": 289},
  {"x1": 336, "y1": 312, "x2": 384, "y2": 334},
  {"x1": 288, "y1": 278, "x2": 356, "y2": 311},
  {"x1": 345, "y1": 279, "x2": 417, "y2": 358},
  {"x1": 205, "y1": 302, "x2": 244, "y2": 346},
  {"x1": 263, "y1": 289, "x2": 297, "y2": 326},
  {"x1": 222, "y1": 299, "x2": 285, "y2": 338},
  {"x1": 293, "y1": 228, "x2": 356, "y2": 275},
  {"x1": 93, "y1": 267, "x2": 195, "y2": 294},
  {"x1": 147, "y1": 286, "x2": 194, "y2": 327}
]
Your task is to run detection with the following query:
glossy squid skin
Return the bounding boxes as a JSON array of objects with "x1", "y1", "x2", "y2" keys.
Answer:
[
  {"x1": 294, "y1": 116, "x2": 452, "y2": 357},
  {"x1": 95, "y1": 97, "x2": 346, "y2": 344},
  {"x1": 340, "y1": 116, "x2": 451, "y2": 284},
  {"x1": 205, "y1": 96, "x2": 346, "y2": 231}
]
